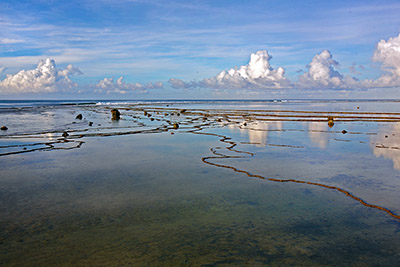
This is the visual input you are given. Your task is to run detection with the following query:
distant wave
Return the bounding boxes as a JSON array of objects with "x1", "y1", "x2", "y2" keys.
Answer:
[{"x1": 1, "y1": 99, "x2": 400, "y2": 109}]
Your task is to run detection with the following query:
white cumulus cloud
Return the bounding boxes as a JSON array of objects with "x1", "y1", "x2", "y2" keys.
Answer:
[
  {"x1": 371, "y1": 33, "x2": 400, "y2": 87},
  {"x1": 297, "y1": 50, "x2": 358, "y2": 89},
  {"x1": 201, "y1": 50, "x2": 290, "y2": 90},
  {"x1": 95, "y1": 76, "x2": 163, "y2": 94},
  {"x1": 0, "y1": 58, "x2": 81, "y2": 94}
]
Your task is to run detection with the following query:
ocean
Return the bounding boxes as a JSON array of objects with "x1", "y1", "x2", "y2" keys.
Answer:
[{"x1": 1, "y1": 99, "x2": 400, "y2": 265}]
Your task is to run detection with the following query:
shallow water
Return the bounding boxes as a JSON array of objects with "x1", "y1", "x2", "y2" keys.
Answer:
[{"x1": 1, "y1": 101, "x2": 400, "y2": 266}]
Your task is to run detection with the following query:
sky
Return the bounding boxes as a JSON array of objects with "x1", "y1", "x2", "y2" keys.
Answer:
[{"x1": 0, "y1": 0, "x2": 400, "y2": 99}]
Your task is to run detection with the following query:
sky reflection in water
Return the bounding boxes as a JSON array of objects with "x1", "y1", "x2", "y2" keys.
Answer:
[{"x1": 1, "y1": 101, "x2": 400, "y2": 266}]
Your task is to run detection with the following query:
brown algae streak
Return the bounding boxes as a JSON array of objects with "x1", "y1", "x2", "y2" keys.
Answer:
[{"x1": 189, "y1": 128, "x2": 400, "y2": 221}]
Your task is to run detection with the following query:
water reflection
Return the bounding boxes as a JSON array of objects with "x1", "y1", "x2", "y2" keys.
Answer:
[
  {"x1": 372, "y1": 123, "x2": 400, "y2": 170},
  {"x1": 243, "y1": 121, "x2": 282, "y2": 147},
  {"x1": 307, "y1": 122, "x2": 329, "y2": 149}
]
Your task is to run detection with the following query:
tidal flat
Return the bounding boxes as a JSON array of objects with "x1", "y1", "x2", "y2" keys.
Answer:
[{"x1": 1, "y1": 100, "x2": 400, "y2": 266}]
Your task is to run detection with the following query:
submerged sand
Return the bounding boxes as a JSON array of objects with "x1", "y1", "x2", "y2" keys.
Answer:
[{"x1": 1, "y1": 101, "x2": 400, "y2": 265}]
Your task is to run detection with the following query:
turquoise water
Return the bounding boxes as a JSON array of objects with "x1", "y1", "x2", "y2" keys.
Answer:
[{"x1": 1, "y1": 101, "x2": 400, "y2": 266}]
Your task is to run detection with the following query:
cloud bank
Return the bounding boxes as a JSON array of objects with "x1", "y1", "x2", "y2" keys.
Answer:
[
  {"x1": 298, "y1": 34, "x2": 400, "y2": 90},
  {"x1": 1, "y1": 33, "x2": 399, "y2": 95},
  {"x1": 170, "y1": 33, "x2": 400, "y2": 92},
  {"x1": 0, "y1": 58, "x2": 81, "y2": 94},
  {"x1": 95, "y1": 76, "x2": 163, "y2": 94},
  {"x1": 169, "y1": 50, "x2": 290, "y2": 90}
]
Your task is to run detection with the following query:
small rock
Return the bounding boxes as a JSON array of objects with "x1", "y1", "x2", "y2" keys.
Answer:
[
  {"x1": 111, "y1": 109, "x2": 121, "y2": 120},
  {"x1": 180, "y1": 109, "x2": 187, "y2": 114},
  {"x1": 75, "y1": 114, "x2": 83, "y2": 120},
  {"x1": 170, "y1": 132, "x2": 174, "y2": 135},
  {"x1": 89, "y1": 122, "x2": 93, "y2": 126},
  {"x1": 243, "y1": 122, "x2": 247, "y2": 126},
  {"x1": 357, "y1": 107, "x2": 360, "y2": 109},
  {"x1": 144, "y1": 111, "x2": 148, "y2": 116},
  {"x1": 150, "y1": 118, "x2": 155, "y2": 121},
  {"x1": 1, "y1": 125, "x2": 8, "y2": 131},
  {"x1": 342, "y1": 130, "x2": 347, "y2": 134},
  {"x1": 327, "y1": 116, "x2": 334, "y2": 128},
  {"x1": 176, "y1": 113, "x2": 180, "y2": 116},
  {"x1": 173, "y1": 123, "x2": 179, "y2": 129},
  {"x1": 62, "y1": 132, "x2": 69, "y2": 137},
  {"x1": 385, "y1": 135, "x2": 388, "y2": 138}
]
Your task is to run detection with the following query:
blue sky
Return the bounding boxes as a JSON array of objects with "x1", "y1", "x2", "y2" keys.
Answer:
[{"x1": 0, "y1": 0, "x2": 400, "y2": 99}]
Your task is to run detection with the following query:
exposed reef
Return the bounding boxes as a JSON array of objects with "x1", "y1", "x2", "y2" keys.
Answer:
[{"x1": 1, "y1": 104, "x2": 400, "y2": 221}]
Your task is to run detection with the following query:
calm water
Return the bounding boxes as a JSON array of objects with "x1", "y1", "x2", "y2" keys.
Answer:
[{"x1": 1, "y1": 100, "x2": 400, "y2": 266}]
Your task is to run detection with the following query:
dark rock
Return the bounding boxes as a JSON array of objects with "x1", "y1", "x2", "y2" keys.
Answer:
[
  {"x1": 180, "y1": 109, "x2": 186, "y2": 114},
  {"x1": 327, "y1": 116, "x2": 334, "y2": 128},
  {"x1": 173, "y1": 123, "x2": 179, "y2": 129},
  {"x1": 150, "y1": 118, "x2": 154, "y2": 121},
  {"x1": 144, "y1": 111, "x2": 148, "y2": 116},
  {"x1": 342, "y1": 130, "x2": 347, "y2": 134},
  {"x1": 111, "y1": 109, "x2": 121, "y2": 120},
  {"x1": 89, "y1": 122, "x2": 93, "y2": 126},
  {"x1": 243, "y1": 122, "x2": 247, "y2": 126},
  {"x1": 62, "y1": 132, "x2": 69, "y2": 137},
  {"x1": 75, "y1": 114, "x2": 83, "y2": 120},
  {"x1": 1, "y1": 125, "x2": 8, "y2": 131}
]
